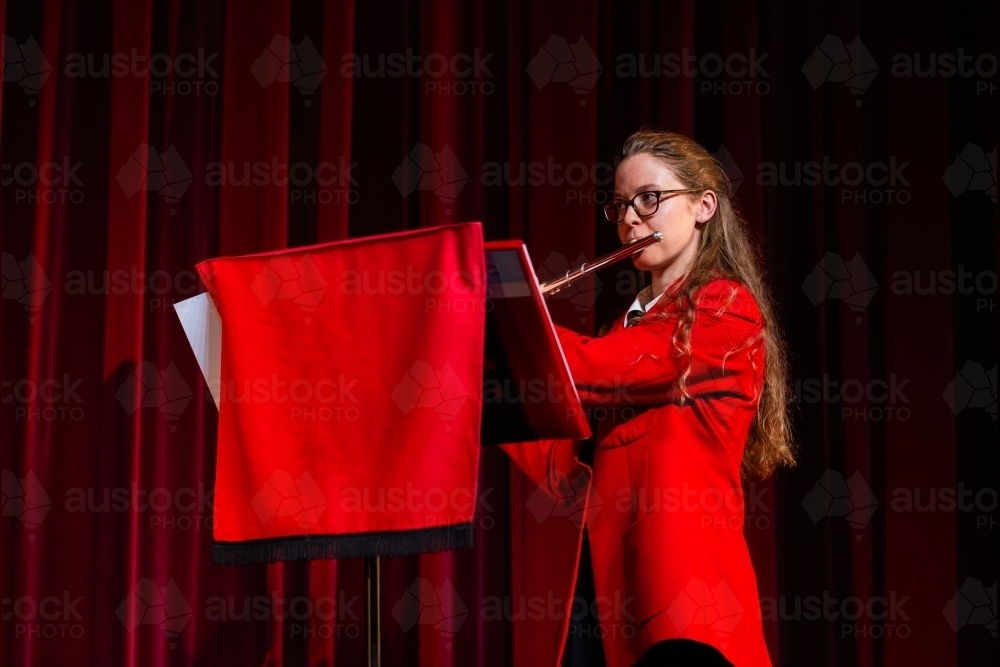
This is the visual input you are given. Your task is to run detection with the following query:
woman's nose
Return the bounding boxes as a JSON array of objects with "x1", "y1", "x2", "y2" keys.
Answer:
[{"x1": 622, "y1": 205, "x2": 642, "y2": 225}]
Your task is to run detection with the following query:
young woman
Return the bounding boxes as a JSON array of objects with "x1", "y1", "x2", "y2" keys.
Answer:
[{"x1": 504, "y1": 130, "x2": 795, "y2": 667}]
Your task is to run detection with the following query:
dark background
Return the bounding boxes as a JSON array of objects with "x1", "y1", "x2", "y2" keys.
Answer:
[{"x1": 1, "y1": 0, "x2": 996, "y2": 665}]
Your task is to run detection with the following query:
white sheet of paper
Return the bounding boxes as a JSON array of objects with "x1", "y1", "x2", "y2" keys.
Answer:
[{"x1": 173, "y1": 293, "x2": 222, "y2": 409}]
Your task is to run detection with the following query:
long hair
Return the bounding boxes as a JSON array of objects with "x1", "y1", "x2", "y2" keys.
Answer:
[{"x1": 617, "y1": 129, "x2": 795, "y2": 479}]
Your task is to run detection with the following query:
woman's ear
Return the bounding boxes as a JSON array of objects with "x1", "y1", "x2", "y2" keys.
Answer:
[{"x1": 694, "y1": 190, "x2": 718, "y2": 225}]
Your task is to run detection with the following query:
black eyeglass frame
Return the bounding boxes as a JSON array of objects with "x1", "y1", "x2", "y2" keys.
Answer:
[{"x1": 602, "y1": 188, "x2": 704, "y2": 224}]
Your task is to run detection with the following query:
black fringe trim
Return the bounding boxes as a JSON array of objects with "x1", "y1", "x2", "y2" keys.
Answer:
[{"x1": 212, "y1": 523, "x2": 474, "y2": 566}]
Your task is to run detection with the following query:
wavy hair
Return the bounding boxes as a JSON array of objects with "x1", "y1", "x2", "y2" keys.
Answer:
[{"x1": 616, "y1": 129, "x2": 795, "y2": 479}]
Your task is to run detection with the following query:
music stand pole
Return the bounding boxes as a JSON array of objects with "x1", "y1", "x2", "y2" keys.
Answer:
[{"x1": 365, "y1": 556, "x2": 381, "y2": 667}]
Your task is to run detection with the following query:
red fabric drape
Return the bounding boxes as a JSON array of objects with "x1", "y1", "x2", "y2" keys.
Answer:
[
  {"x1": 102, "y1": 1, "x2": 151, "y2": 664},
  {"x1": 0, "y1": 0, "x2": 5, "y2": 153},
  {"x1": 1, "y1": 1, "x2": 996, "y2": 666}
]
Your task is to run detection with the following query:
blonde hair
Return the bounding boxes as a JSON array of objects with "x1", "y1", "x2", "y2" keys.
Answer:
[{"x1": 617, "y1": 129, "x2": 795, "y2": 478}]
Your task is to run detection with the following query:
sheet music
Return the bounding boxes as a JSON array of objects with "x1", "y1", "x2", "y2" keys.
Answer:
[{"x1": 173, "y1": 293, "x2": 222, "y2": 409}]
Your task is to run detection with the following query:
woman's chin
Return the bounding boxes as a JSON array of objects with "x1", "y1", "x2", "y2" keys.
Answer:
[
  {"x1": 631, "y1": 254, "x2": 657, "y2": 272},
  {"x1": 631, "y1": 246, "x2": 676, "y2": 273}
]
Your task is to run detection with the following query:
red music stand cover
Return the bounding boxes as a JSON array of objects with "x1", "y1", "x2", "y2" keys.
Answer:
[{"x1": 196, "y1": 223, "x2": 486, "y2": 564}]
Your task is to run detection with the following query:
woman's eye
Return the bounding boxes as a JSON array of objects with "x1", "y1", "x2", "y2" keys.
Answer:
[{"x1": 638, "y1": 192, "x2": 658, "y2": 205}]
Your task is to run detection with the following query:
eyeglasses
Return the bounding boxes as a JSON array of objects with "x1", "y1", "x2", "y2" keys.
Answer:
[{"x1": 602, "y1": 189, "x2": 702, "y2": 224}]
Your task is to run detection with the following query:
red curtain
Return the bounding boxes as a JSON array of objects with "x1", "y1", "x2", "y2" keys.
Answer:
[{"x1": 1, "y1": 1, "x2": 996, "y2": 666}]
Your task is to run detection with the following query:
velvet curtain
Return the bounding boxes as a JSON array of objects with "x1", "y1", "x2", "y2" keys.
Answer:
[{"x1": 1, "y1": 1, "x2": 996, "y2": 665}]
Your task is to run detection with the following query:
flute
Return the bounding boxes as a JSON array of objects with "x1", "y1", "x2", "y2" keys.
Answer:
[{"x1": 539, "y1": 231, "x2": 663, "y2": 296}]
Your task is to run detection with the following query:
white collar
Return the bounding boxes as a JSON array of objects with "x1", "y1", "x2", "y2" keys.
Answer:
[{"x1": 622, "y1": 292, "x2": 663, "y2": 327}]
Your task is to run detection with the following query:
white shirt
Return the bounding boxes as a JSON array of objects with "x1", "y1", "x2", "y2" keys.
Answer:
[{"x1": 622, "y1": 291, "x2": 663, "y2": 328}]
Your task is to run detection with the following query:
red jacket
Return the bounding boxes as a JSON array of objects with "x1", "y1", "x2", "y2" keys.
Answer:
[{"x1": 503, "y1": 278, "x2": 772, "y2": 667}]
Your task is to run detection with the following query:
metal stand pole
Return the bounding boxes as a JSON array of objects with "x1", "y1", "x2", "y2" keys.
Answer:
[{"x1": 365, "y1": 556, "x2": 380, "y2": 667}]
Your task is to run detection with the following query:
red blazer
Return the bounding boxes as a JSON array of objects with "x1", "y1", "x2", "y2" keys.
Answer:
[{"x1": 503, "y1": 278, "x2": 771, "y2": 667}]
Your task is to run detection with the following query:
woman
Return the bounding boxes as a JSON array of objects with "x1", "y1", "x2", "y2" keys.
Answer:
[{"x1": 503, "y1": 130, "x2": 795, "y2": 667}]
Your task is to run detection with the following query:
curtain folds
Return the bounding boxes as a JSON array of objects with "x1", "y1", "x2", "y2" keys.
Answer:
[{"x1": 1, "y1": 1, "x2": 995, "y2": 666}]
